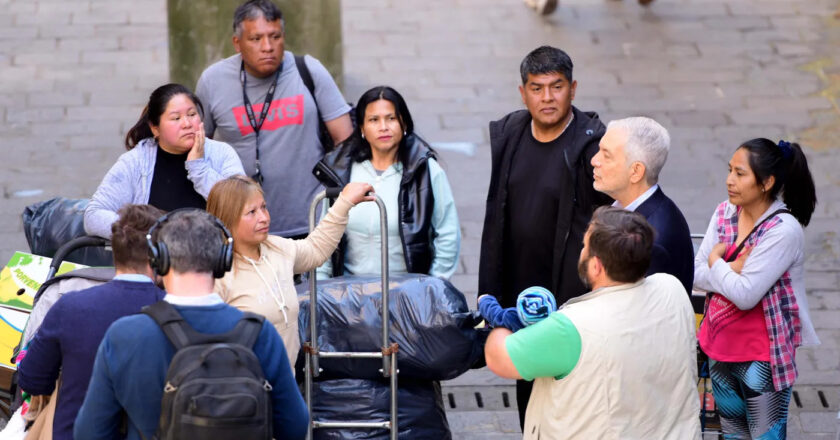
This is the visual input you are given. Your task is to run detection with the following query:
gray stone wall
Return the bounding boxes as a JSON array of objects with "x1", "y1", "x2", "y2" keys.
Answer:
[
  {"x1": 0, "y1": 0, "x2": 343, "y2": 265},
  {"x1": 0, "y1": 0, "x2": 169, "y2": 264}
]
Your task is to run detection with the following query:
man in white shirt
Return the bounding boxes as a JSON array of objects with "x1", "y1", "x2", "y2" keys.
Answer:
[{"x1": 484, "y1": 207, "x2": 700, "y2": 440}]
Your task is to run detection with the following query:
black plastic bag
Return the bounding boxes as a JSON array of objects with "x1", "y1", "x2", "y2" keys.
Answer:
[
  {"x1": 298, "y1": 274, "x2": 486, "y2": 381},
  {"x1": 311, "y1": 378, "x2": 451, "y2": 440},
  {"x1": 22, "y1": 197, "x2": 113, "y2": 266}
]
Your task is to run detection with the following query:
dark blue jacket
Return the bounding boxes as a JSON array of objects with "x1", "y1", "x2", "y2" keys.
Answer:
[
  {"x1": 18, "y1": 280, "x2": 165, "y2": 440},
  {"x1": 74, "y1": 301, "x2": 308, "y2": 440},
  {"x1": 635, "y1": 187, "x2": 694, "y2": 294}
]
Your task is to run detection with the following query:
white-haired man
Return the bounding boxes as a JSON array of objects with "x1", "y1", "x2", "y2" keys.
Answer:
[{"x1": 591, "y1": 116, "x2": 694, "y2": 293}]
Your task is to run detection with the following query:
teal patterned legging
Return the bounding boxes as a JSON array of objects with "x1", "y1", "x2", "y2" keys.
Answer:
[{"x1": 710, "y1": 360, "x2": 792, "y2": 439}]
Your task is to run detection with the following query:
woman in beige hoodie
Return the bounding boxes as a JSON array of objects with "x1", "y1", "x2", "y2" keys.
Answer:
[{"x1": 207, "y1": 175, "x2": 373, "y2": 368}]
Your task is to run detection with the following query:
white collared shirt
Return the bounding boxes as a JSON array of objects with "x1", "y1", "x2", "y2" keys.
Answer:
[
  {"x1": 612, "y1": 184, "x2": 659, "y2": 212},
  {"x1": 163, "y1": 293, "x2": 224, "y2": 306},
  {"x1": 112, "y1": 273, "x2": 154, "y2": 283}
]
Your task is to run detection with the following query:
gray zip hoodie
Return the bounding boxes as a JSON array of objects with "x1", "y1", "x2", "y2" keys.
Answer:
[{"x1": 83, "y1": 137, "x2": 244, "y2": 238}]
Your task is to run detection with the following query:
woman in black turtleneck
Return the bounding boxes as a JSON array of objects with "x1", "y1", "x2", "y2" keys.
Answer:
[{"x1": 84, "y1": 83, "x2": 244, "y2": 238}]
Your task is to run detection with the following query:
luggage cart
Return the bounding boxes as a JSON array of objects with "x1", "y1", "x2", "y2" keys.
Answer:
[{"x1": 303, "y1": 188, "x2": 398, "y2": 440}]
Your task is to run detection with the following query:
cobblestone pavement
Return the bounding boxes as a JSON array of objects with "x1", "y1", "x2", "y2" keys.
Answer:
[
  {"x1": 1, "y1": 0, "x2": 839, "y2": 437},
  {"x1": 341, "y1": 0, "x2": 840, "y2": 438}
]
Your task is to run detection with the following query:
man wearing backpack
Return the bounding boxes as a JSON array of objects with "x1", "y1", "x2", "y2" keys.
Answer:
[
  {"x1": 196, "y1": 0, "x2": 353, "y2": 239},
  {"x1": 74, "y1": 210, "x2": 308, "y2": 440}
]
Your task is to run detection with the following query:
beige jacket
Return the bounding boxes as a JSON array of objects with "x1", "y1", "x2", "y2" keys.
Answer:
[
  {"x1": 215, "y1": 195, "x2": 353, "y2": 369},
  {"x1": 524, "y1": 274, "x2": 701, "y2": 440}
]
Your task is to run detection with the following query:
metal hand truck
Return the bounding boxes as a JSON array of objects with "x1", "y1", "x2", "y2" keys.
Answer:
[{"x1": 303, "y1": 188, "x2": 398, "y2": 440}]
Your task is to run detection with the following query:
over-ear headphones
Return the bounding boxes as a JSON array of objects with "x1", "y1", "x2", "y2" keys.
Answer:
[{"x1": 146, "y1": 209, "x2": 234, "y2": 279}]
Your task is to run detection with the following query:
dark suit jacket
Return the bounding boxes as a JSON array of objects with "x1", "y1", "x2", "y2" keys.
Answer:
[{"x1": 635, "y1": 187, "x2": 694, "y2": 294}]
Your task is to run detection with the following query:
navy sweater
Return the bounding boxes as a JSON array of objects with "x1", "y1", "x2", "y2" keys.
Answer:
[
  {"x1": 18, "y1": 279, "x2": 165, "y2": 440},
  {"x1": 74, "y1": 301, "x2": 309, "y2": 440}
]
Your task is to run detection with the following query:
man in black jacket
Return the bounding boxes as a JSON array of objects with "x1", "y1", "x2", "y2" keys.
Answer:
[
  {"x1": 478, "y1": 45, "x2": 611, "y2": 427},
  {"x1": 590, "y1": 116, "x2": 694, "y2": 294}
]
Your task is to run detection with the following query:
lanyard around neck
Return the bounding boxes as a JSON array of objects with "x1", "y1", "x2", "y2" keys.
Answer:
[{"x1": 240, "y1": 60, "x2": 282, "y2": 183}]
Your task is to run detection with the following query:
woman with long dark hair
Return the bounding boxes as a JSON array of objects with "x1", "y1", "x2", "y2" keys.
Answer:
[
  {"x1": 84, "y1": 83, "x2": 244, "y2": 238},
  {"x1": 694, "y1": 138, "x2": 819, "y2": 438},
  {"x1": 313, "y1": 86, "x2": 460, "y2": 279}
]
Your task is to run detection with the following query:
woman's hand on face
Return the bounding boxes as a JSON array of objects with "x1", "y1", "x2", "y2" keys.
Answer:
[
  {"x1": 708, "y1": 242, "x2": 727, "y2": 268},
  {"x1": 728, "y1": 247, "x2": 752, "y2": 274},
  {"x1": 186, "y1": 122, "x2": 206, "y2": 161},
  {"x1": 341, "y1": 182, "x2": 376, "y2": 205}
]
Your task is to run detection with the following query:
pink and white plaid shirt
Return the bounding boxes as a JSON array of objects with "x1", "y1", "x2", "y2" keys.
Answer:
[{"x1": 712, "y1": 201, "x2": 801, "y2": 390}]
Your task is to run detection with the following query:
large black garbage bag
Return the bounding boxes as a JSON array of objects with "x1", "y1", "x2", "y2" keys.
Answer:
[
  {"x1": 22, "y1": 197, "x2": 113, "y2": 267},
  {"x1": 311, "y1": 378, "x2": 451, "y2": 440},
  {"x1": 298, "y1": 274, "x2": 486, "y2": 381}
]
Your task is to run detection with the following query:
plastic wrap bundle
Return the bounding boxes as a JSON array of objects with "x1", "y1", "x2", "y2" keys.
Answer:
[
  {"x1": 22, "y1": 197, "x2": 113, "y2": 266},
  {"x1": 297, "y1": 274, "x2": 486, "y2": 381},
  {"x1": 310, "y1": 378, "x2": 451, "y2": 440}
]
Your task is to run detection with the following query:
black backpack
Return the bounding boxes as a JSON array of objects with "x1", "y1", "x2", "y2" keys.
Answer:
[
  {"x1": 142, "y1": 301, "x2": 273, "y2": 440},
  {"x1": 295, "y1": 54, "x2": 357, "y2": 153}
]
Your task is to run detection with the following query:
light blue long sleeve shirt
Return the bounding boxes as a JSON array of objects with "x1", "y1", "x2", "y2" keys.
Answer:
[{"x1": 318, "y1": 158, "x2": 460, "y2": 279}]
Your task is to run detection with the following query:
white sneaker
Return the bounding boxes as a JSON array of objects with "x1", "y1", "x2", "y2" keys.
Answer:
[{"x1": 523, "y1": 0, "x2": 558, "y2": 15}]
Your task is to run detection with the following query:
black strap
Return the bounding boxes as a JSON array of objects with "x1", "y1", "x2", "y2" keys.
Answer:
[
  {"x1": 295, "y1": 55, "x2": 315, "y2": 102},
  {"x1": 231, "y1": 312, "x2": 265, "y2": 347},
  {"x1": 240, "y1": 61, "x2": 283, "y2": 183},
  {"x1": 724, "y1": 208, "x2": 791, "y2": 263},
  {"x1": 295, "y1": 54, "x2": 333, "y2": 152},
  {"x1": 142, "y1": 301, "x2": 265, "y2": 350},
  {"x1": 702, "y1": 207, "x2": 792, "y2": 315}
]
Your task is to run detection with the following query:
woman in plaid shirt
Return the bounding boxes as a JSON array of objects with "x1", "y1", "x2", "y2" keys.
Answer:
[{"x1": 694, "y1": 138, "x2": 819, "y2": 439}]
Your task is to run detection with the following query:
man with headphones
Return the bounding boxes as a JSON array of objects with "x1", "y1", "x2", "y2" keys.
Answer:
[
  {"x1": 75, "y1": 209, "x2": 308, "y2": 440},
  {"x1": 18, "y1": 204, "x2": 166, "y2": 440}
]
